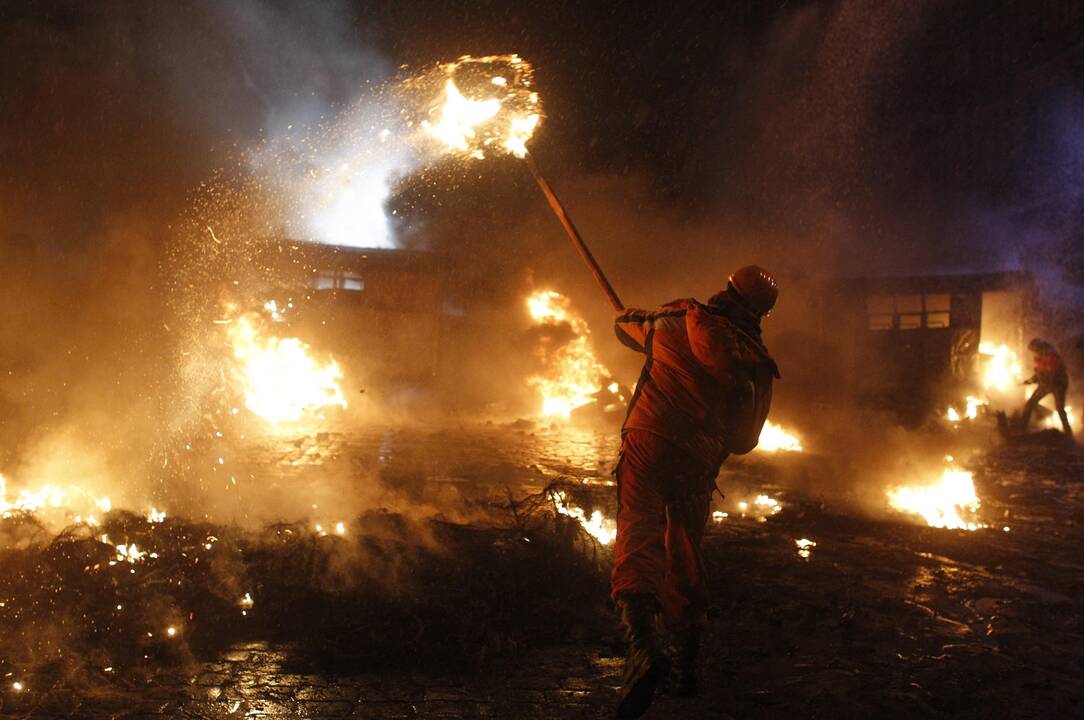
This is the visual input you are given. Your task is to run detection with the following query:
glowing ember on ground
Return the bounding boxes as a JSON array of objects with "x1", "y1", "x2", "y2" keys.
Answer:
[
  {"x1": 551, "y1": 490, "x2": 616, "y2": 545},
  {"x1": 411, "y1": 54, "x2": 542, "y2": 160},
  {"x1": 735, "y1": 494, "x2": 783, "y2": 521},
  {"x1": 526, "y1": 291, "x2": 610, "y2": 418},
  {"x1": 886, "y1": 464, "x2": 986, "y2": 531},
  {"x1": 795, "y1": 538, "x2": 817, "y2": 559},
  {"x1": 757, "y1": 420, "x2": 803, "y2": 452},
  {"x1": 711, "y1": 510, "x2": 728, "y2": 523},
  {"x1": 946, "y1": 395, "x2": 987, "y2": 424},
  {"x1": 225, "y1": 307, "x2": 347, "y2": 424},
  {"x1": 113, "y1": 542, "x2": 145, "y2": 563}
]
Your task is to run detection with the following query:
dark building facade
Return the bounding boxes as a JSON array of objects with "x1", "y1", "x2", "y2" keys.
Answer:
[
  {"x1": 823, "y1": 271, "x2": 1036, "y2": 421},
  {"x1": 257, "y1": 242, "x2": 448, "y2": 384}
]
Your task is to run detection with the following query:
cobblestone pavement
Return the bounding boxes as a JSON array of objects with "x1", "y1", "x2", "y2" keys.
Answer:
[{"x1": 2, "y1": 426, "x2": 1082, "y2": 719}]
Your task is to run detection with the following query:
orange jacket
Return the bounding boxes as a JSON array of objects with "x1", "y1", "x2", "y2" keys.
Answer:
[
  {"x1": 616, "y1": 297, "x2": 779, "y2": 468},
  {"x1": 1030, "y1": 348, "x2": 1068, "y2": 386}
]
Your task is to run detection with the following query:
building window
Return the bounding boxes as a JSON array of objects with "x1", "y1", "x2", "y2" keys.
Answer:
[
  {"x1": 310, "y1": 270, "x2": 365, "y2": 292},
  {"x1": 341, "y1": 272, "x2": 365, "y2": 292},
  {"x1": 867, "y1": 295, "x2": 894, "y2": 330},
  {"x1": 925, "y1": 293, "x2": 950, "y2": 328},
  {"x1": 866, "y1": 293, "x2": 952, "y2": 330}
]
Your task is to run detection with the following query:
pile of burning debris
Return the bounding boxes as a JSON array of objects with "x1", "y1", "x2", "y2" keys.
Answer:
[{"x1": 0, "y1": 494, "x2": 611, "y2": 703}]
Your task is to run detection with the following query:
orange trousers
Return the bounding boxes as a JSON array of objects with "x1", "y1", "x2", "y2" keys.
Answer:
[{"x1": 610, "y1": 430, "x2": 718, "y2": 631}]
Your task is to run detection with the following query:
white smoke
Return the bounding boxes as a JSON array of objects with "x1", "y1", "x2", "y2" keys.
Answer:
[{"x1": 205, "y1": 0, "x2": 416, "y2": 249}]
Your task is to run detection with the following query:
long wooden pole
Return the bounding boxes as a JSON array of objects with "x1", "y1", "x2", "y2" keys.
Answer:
[{"x1": 524, "y1": 152, "x2": 625, "y2": 312}]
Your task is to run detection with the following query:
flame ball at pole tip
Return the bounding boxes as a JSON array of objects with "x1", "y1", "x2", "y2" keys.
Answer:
[{"x1": 406, "y1": 54, "x2": 543, "y2": 160}]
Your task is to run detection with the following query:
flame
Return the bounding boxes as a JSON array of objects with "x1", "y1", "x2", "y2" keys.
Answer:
[
  {"x1": 1, "y1": 474, "x2": 113, "y2": 527},
  {"x1": 413, "y1": 54, "x2": 543, "y2": 160},
  {"x1": 734, "y1": 494, "x2": 783, "y2": 521},
  {"x1": 979, "y1": 342, "x2": 1022, "y2": 393},
  {"x1": 946, "y1": 395, "x2": 987, "y2": 424},
  {"x1": 526, "y1": 291, "x2": 610, "y2": 418},
  {"x1": 941, "y1": 342, "x2": 1020, "y2": 426},
  {"x1": 757, "y1": 420, "x2": 803, "y2": 452},
  {"x1": 887, "y1": 464, "x2": 986, "y2": 531},
  {"x1": 424, "y1": 80, "x2": 501, "y2": 157},
  {"x1": 226, "y1": 309, "x2": 347, "y2": 423},
  {"x1": 552, "y1": 490, "x2": 616, "y2": 545},
  {"x1": 795, "y1": 538, "x2": 817, "y2": 559},
  {"x1": 1042, "y1": 405, "x2": 1074, "y2": 430}
]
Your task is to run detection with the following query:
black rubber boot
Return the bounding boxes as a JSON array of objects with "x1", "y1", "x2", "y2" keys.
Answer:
[
  {"x1": 671, "y1": 625, "x2": 701, "y2": 697},
  {"x1": 616, "y1": 593, "x2": 670, "y2": 719}
]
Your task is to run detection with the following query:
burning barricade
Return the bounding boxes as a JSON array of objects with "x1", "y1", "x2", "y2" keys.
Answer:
[
  {"x1": 220, "y1": 299, "x2": 347, "y2": 426},
  {"x1": 886, "y1": 458, "x2": 989, "y2": 531},
  {"x1": 525, "y1": 290, "x2": 621, "y2": 420}
]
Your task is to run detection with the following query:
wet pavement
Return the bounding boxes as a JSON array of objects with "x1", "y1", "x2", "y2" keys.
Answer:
[{"x1": 2, "y1": 424, "x2": 1082, "y2": 719}]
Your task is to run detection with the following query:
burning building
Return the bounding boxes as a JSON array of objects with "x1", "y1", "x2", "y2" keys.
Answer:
[{"x1": 822, "y1": 271, "x2": 1037, "y2": 421}]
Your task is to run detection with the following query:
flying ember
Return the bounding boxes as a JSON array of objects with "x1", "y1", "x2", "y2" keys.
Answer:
[
  {"x1": 409, "y1": 54, "x2": 543, "y2": 159},
  {"x1": 886, "y1": 463, "x2": 986, "y2": 531},
  {"x1": 526, "y1": 290, "x2": 610, "y2": 418},
  {"x1": 225, "y1": 306, "x2": 347, "y2": 424}
]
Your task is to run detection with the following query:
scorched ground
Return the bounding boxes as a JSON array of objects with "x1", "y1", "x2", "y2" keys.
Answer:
[{"x1": 0, "y1": 422, "x2": 1080, "y2": 719}]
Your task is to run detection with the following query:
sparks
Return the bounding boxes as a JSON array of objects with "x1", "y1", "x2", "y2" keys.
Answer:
[{"x1": 411, "y1": 54, "x2": 543, "y2": 160}]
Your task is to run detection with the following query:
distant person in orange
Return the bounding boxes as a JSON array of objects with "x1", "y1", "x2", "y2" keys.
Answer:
[
  {"x1": 1021, "y1": 337, "x2": 1072, "y2": 436},
  {"x1": 610, "y1": 266, "x2": 779, "y2": 719}
]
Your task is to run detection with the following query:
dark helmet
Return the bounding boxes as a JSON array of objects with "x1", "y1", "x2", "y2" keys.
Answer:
[
  {"x1": 1027, "y1": 337, "x2": 1046, "y2": 352},
  {"x1": 728, "y1": 265, "x2": 779, "y2": 317}
]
